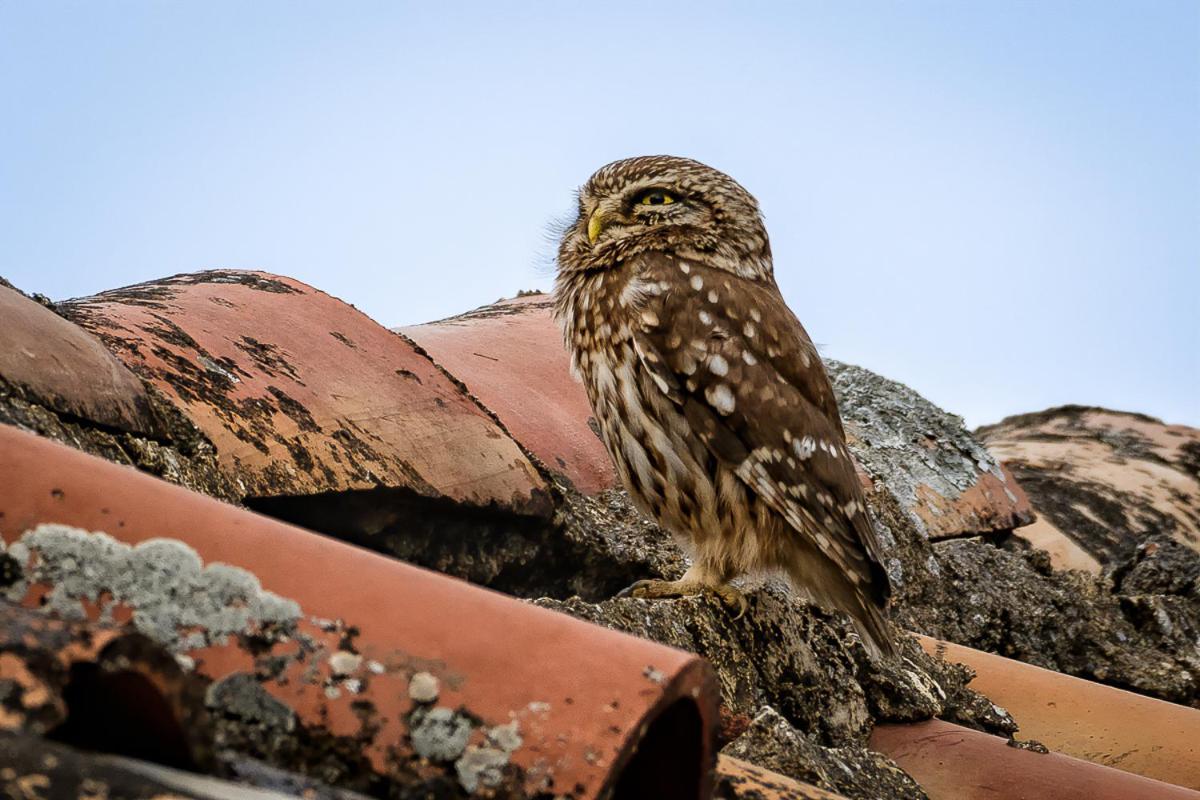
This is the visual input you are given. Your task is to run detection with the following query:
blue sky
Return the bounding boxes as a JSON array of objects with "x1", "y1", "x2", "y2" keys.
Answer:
[{"x1": 1, "y1": 1, "x2": 1196, "y2": 428}]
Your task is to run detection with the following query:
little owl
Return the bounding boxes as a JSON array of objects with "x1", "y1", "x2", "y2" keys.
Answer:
[{"x1": 554, "y1": 155, "x2": 896, "y2": 658}]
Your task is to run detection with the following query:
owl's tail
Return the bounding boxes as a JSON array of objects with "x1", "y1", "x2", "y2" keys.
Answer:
[
  {"x1": 783, "y1": 559, "x2": 899, "y2": 661},
  {"x1": 850, "y1": 596, "x2": 900, "y2": 662}
]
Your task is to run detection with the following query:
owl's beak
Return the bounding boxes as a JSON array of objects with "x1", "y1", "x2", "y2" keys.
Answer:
[{"x1": 587, "y1": 210, "x2": 606, "y2": 244}]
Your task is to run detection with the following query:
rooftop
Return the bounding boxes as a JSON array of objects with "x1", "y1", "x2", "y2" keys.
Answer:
[{"x1": 0, "y1": 270, "x2": 1196, "y2": 799}]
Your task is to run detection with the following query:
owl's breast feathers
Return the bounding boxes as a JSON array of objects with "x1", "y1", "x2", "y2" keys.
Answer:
[{"x1": 618, "y1": 256, "x2": 891, "y2": 606}]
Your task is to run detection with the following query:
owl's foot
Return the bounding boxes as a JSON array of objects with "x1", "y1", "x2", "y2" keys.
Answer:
[
  {"x1": 708, "y1": 583, "x2": 750, "y2": 619},
  {"x1": 616, "y1": 578, "x2": 749, "y2": 619}
]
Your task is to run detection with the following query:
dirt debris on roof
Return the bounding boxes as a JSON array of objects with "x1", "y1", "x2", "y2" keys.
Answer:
[
  {"x1": 723, "y1": 708, "x2": 923, "y2": 799},
  {"x1": 2, "y1": 272, "x2": 1199, "y2": 798},
  {"x1": 894, "y1": 532, "x2": 1200, "y2": 705}
]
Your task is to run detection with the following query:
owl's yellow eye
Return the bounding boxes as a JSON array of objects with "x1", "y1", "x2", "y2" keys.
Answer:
[{"x1": 638, "y1": 190, "x2": 676, "y2": 206}]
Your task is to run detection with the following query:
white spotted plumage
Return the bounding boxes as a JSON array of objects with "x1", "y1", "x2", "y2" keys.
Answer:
[{"x1": 554, "y1": 155, "x2": 896, "y2": 659}]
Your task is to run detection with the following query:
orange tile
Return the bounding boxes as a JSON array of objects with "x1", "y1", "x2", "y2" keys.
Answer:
[
  {"x1": 0, "y1": 281, "x2": 157, "y2": 436},
  {"x1": 0, "y1": 424, "x2": 718, "y2": 799},
  {"x1": 872, "y1": 719, "x2": 1200, "y2": 800},
  {"x1": 919, "y1": 635, "x2": 1200, "y2": 789},
  {"x1": 64, "y1": 271, "x2": 549, "y2": 515},
  {"x1": 716, "y1": 755, "x2": 849, "y2": 799},
  {"x1": 399, "y1": 294, "x2": 616, "y2": 494}
]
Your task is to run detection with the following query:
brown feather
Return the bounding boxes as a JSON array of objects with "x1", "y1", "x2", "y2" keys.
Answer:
[{"x1": 555, "y1": 156, "x2": 896, "y2": 658}]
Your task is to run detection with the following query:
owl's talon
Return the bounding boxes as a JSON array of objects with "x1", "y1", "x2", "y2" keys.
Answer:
[
  {"x1": 615, "y1": 579, "x2": 749, "y2": 619},
  {"x1": 709, "y1": 585, "x2": 749, "y2": 619},
  {"x1": 732, "y1": 596, "x2": 749, "y2": 620},
  {"x1": 616, "y1": 579, "x2": 655, "y2": 599},
  {"x1": 615, "y1": 578, "x2": 705, "y2": 601}
]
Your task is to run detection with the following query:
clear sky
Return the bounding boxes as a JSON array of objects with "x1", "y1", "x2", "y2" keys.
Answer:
[{"x1": 1, "y1": 1, "x2": 1197, "y2": 428}]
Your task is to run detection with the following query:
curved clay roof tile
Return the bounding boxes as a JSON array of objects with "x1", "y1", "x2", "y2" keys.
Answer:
[
  {"x1": 0, "y1": 281, "x2": 160, "y2": 437},
  {"x1": 0, "y1": 425, "x2": 719, "y2": 799},
  {"x1": 62, "y1": 271, "x2": 550, "y2": 516}
]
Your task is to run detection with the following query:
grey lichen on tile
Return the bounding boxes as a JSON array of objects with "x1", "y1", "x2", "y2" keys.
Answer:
[{"x1": 3, "y1": 523, "x2": 300, "y2": 652}]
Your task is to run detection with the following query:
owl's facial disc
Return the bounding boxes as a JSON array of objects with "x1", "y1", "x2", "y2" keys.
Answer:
[
  {"x1": 585, "y1": 184, "x2": 696, "y2": 246},
  {"x1": 558, "y1": 156, "x2": 773, "y2": 280}
]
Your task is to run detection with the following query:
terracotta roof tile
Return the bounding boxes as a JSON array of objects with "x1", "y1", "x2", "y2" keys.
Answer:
[
  {"x1": 62, "y1": 271, "x2": 550, "y2": 515},
  {"x1": 979, "y1": 405, "x2": 1200, "y2": 564},
  {"x1": 716, "y1": 755, "x2": 849, "y2": 799},
  {"x1": 0, "y1": 424, "x2": 718, "y2": 799},
  {"x1": 3, "y1": 271, "x2": 1196, "y2": 798},
  {"x1": 399, "y1": 293, "x2": 616, "y2": 494},
  {"x1": 871, "y1": 719, "x2": 1200, "y2": 800},
  {"x1": 0, "y1": 601, "x2": 208, "y2": 765},
  {"x1": 0, "y1": 281, "x2": 159, "y2": 436},
  {"x1": 919, "y1": 635, "x2": 1200, "y2": 788}
]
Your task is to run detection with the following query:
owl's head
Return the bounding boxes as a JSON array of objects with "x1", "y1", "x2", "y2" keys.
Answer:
[{"x1": 557, "y1": 156, "x2": 773, "y2": 280}]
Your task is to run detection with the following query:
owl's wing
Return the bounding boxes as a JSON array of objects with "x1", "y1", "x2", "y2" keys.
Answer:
[{"x1": 631, "y1": 261, "x2": 890, "y2": 604}]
